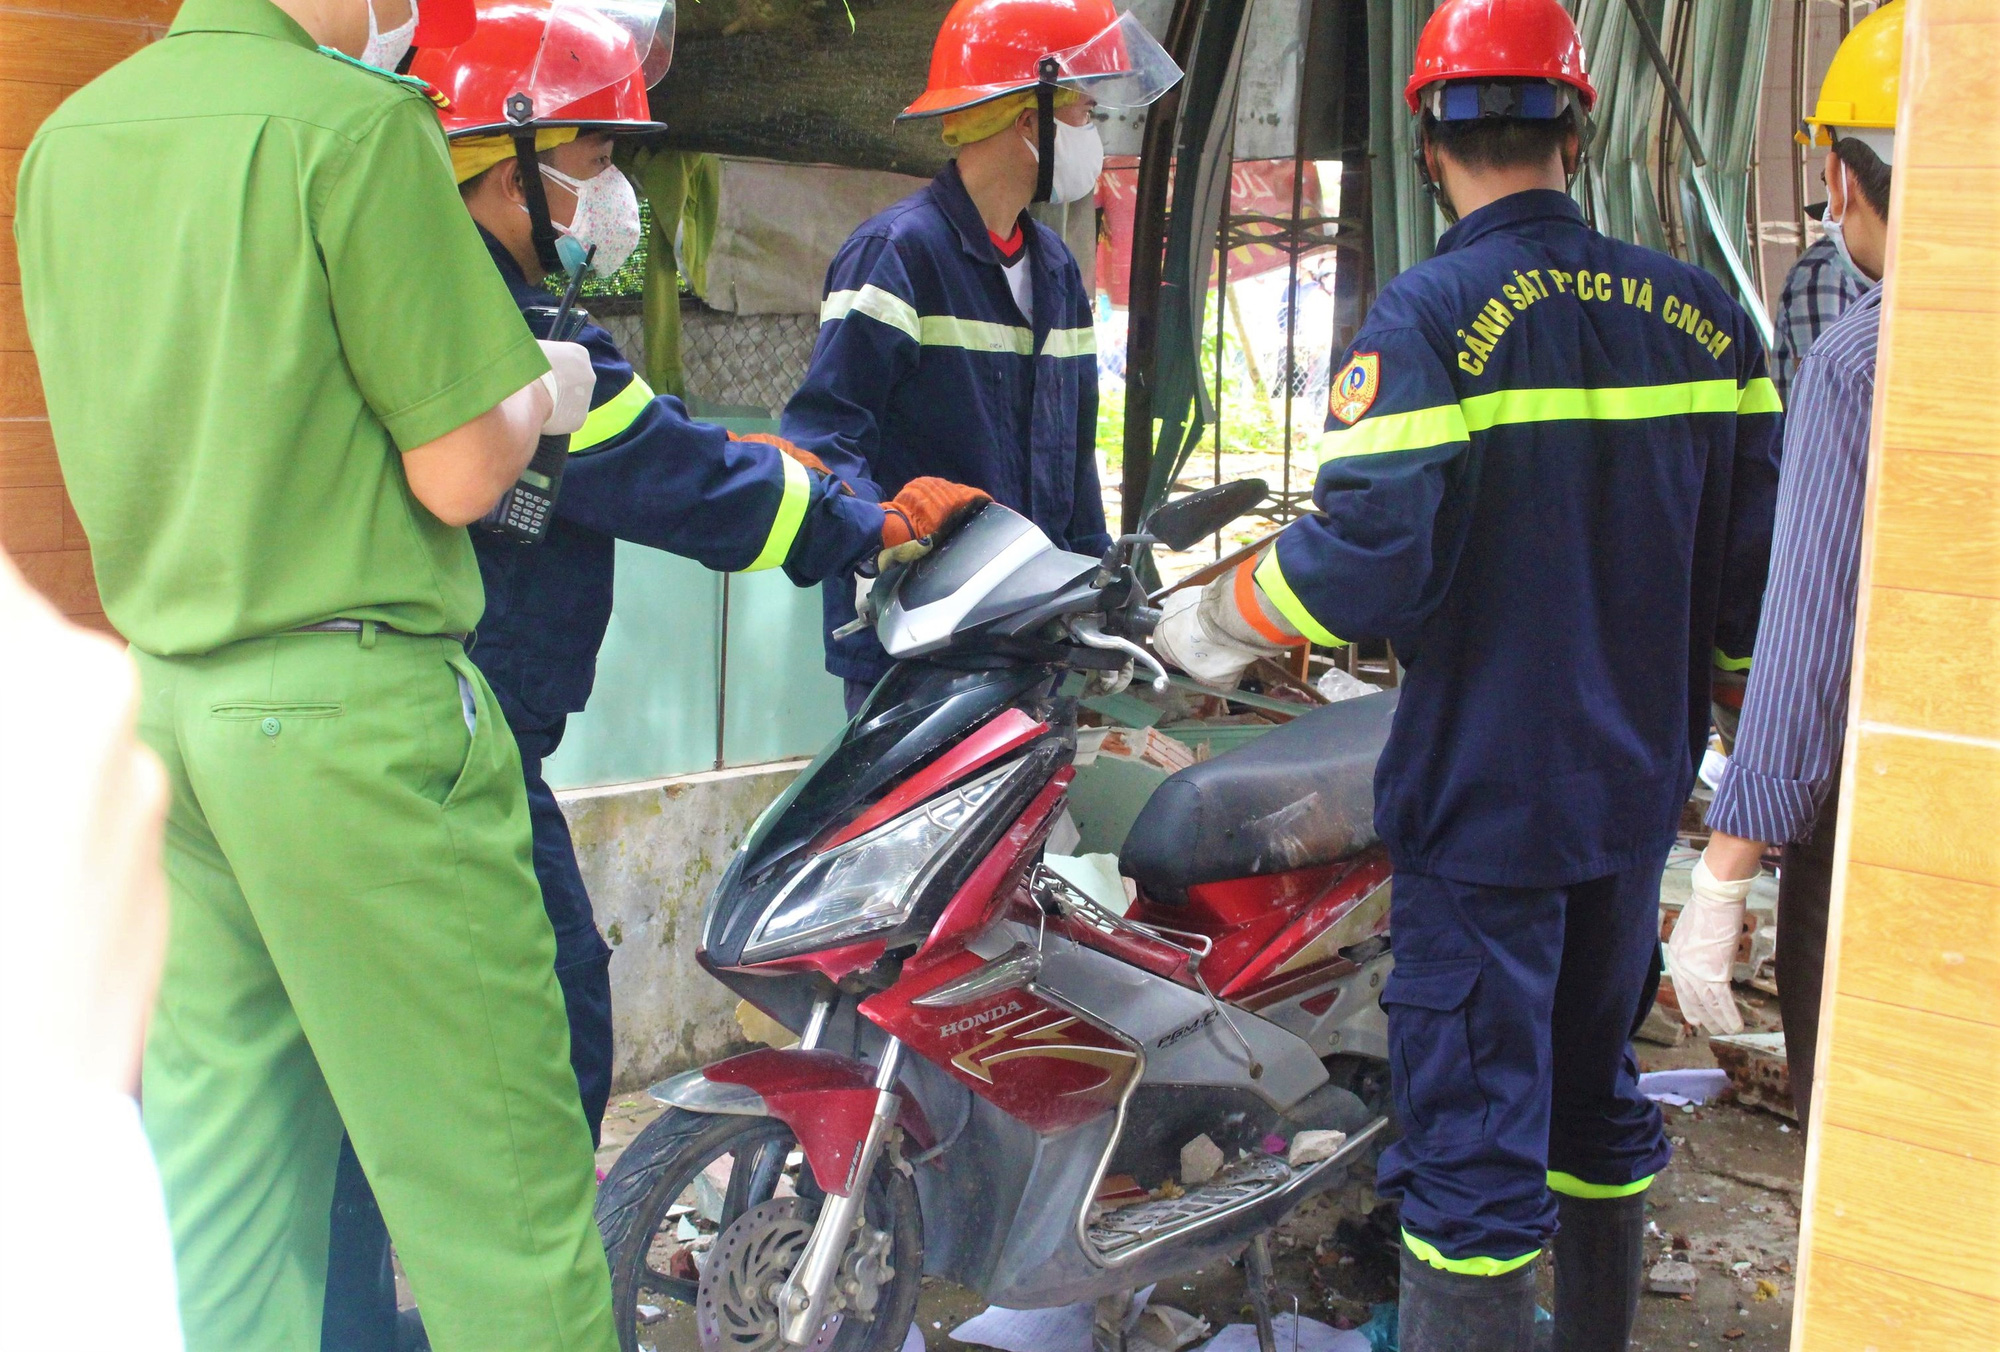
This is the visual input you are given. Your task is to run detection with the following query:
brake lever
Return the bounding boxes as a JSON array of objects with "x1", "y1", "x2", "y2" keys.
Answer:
[{"x1": 1070, "y1": 616, "x2": 1169, "y2": 692}]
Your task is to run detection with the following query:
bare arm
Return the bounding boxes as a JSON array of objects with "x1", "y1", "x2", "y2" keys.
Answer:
[{"x1": 402, "y1": 378, "x2": 552, "y2": 527}]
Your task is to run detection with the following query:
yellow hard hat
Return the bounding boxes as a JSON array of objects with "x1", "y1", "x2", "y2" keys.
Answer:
[{"x1": 1806, "y1": 0, "x2": 1902, "y2": 133}]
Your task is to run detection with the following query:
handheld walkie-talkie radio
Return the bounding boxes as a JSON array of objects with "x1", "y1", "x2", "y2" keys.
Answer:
[{"x1": 477, "y1": 249, "x2": 594, "y2": 544}]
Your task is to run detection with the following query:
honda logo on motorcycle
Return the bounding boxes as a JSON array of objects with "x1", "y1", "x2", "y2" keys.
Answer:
[{"x1": 939, "y1": 1000, "x2": 1024, "y2": 1039}]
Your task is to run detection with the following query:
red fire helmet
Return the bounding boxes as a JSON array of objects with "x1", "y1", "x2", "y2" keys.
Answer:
[
  {"x1": 414, "y1": 0, "x2": 478, "y2": 50},
  {"x1": 412, "y1": 0, "x2": 669, "y2": 136},
  {"x1": 903, "y1": 0, "x2": 1178, "y2": 119},
  {"x1": 1403, "y1": 0, "x2": 1596, "y2": 115}
]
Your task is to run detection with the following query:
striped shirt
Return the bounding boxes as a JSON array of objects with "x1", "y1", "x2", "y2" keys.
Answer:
[
  {"x1": 1708, "y1": 284, "x2": 1883, "y2": 844},
  {"x1": 1770, "y1": 237, "x2": 1865, "y2": 405}
]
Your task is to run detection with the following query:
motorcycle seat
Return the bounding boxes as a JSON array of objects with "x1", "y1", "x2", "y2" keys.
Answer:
[{"x1": 1119, "y1": 689, "x2": 1397, "y2": 905}]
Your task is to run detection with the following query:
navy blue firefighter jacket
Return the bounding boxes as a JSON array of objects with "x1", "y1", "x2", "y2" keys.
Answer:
[
  {"x1": 470, "y1": 228, "x2": 887, "y2": 732},
  {"x1": 1254, "y1": 191, "x2": 1782, "y2": 888},
  {"x1": 780, "y1": 161, "x2": 1113, "y2": 683}
]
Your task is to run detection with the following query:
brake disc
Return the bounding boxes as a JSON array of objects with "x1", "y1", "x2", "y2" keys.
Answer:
[
  {"x1": 695, "y1": 1198, "x2": 822, "y2": 1352},
  {"x1": 694, "y1": 1194, "x2": 898, "y2": 1352}
]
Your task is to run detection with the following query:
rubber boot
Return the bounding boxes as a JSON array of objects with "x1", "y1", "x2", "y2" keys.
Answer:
[
  {"x1": 1398, "y1": 1246, "x2": 1540, "y2": 1352},
  {"x1": 1551, "y1": 1192, "x2": 1646, "y2": 1352}
]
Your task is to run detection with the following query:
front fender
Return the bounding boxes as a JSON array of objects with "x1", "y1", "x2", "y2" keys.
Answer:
[{"x1": 648, "y1": 1048, "x2": 935, "y2": 1197}]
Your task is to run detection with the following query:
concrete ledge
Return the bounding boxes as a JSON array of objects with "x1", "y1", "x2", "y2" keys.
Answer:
[{"x1": 559, "y1": 759, "x2": 808, "y2": 1091}]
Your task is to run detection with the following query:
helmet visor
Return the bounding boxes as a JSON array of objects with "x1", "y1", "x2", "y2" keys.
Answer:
[
  {"x1": 517, "y1": 0, "x2": 676, "y2": 123},
  {"x1": 1046, "y1": 11, "x2": 1181, "y2": 110}
]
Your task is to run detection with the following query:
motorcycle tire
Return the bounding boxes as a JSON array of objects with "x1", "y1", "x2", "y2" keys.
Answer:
[{"x1": 595, "y1": 1107, "x2": 923, "y2": 1352}]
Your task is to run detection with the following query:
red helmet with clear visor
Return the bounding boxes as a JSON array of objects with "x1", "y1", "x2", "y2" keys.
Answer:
[
  {"x1": 412, "y1": 0, "x2": 673, "y2": 134},
  {"x1": 899, "y1": 0, "x2": 1181, "y2": 119}
]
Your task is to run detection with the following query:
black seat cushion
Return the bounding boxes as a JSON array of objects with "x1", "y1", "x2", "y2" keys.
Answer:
[{"x1": 1119, "y1": 690, "x2": 1398, "y2": 904}]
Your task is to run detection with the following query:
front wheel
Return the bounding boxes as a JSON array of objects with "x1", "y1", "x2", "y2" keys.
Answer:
[{"x1": 595, "y1": 1109, "x2": 922, "y2": 1352}]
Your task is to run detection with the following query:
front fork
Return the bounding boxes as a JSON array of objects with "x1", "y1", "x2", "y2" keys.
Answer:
[{"x1": 775, "y1": 1036, "x2": 906, "y2": 1345}]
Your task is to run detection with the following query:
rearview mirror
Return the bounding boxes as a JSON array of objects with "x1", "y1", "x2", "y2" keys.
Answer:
[{"x1": 1143, "y1": 479, "x2": 1268, "y2": 552}]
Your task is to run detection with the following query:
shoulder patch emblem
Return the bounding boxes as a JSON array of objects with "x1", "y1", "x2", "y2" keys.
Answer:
[{"x1": 1329, "y1": 352, "x2": 1380, "y2": 425}]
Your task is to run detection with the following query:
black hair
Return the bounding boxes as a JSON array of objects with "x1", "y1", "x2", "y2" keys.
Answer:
[
  {"x1": 1832, "y1": 136, "x2": 1893, "y2": 218},
  {"x1": 1421, "y1": 108, "x2": 1581, "y2": 173}
]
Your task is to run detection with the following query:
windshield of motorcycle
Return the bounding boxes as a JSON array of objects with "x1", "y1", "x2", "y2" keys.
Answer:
[{"x1": 519, "y1": 0, "x2": 674, "y2": 122}]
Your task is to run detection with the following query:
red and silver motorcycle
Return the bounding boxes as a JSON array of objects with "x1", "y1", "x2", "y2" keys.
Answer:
[{"x1": 595, "y1": 485, "x2": 1397, "y2": 1352}]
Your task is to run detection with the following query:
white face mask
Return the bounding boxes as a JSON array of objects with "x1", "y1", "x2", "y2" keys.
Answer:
[
  {"x1": 361, "y1": 0, "x2": 417, "y2": 71},
  {"x1": 1820, "y1": 161, "x2": 1870, "y2": 285},
  {"x1": 1024, "y1": 116, "x2": 1106, "y2": 205},
  {"x1": 540, "y1": 163, "x2": 642, "y2": 278}
]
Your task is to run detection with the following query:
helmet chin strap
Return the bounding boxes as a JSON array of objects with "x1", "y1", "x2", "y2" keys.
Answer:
[
  {"x1": 507, "y1": 92, "x2": 566, "y2": 276},
  {"x1": 1032, "y1": 55, "x2": 1057, "y2": 205},
  {"x1": 1413, "y1": 110, "x2": 1590, "y2": 228},
  {"x1": 1414, "y1": 127, "x2": 1459, "y2": 224}
]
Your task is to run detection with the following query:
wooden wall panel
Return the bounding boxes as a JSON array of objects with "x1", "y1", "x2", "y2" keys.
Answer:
[
  {"x1": 1857, "y1": 589, "x2": 2000, "y2": 737},
  {"x1": 1, "y1": 0, "x2": 165, "y2": 625},
  {"x1": 1793, "y1": 3, "x2": 2000, "y2": 1347},
  {"x1": 1835, "y1": 865, "x2": 2000, "y2": 1028},
  {"x1": 1803, "y1": 1254, "x2": 2000, "y2": 1352},
  {"x1": 1870, "y1": 450, "x2": 2000, "y2": 598}
]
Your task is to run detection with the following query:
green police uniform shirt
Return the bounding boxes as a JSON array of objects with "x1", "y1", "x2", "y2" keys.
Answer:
[{"x1": 15, "y1": 0, "x2": 549, "y2": 655}]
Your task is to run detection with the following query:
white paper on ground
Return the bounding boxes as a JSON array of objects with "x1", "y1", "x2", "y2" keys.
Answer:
[
  {"x1": 1637, "y1": 1067, "x2": 1731, "y2": 1106},
  {"x1": 901, "y1": 1324, "x2": 925, "y2": 1352},
  {"x1": 951, "y1": 1285, "x2": 1155, "y2": 1352},
  {"x1": 1196, "y1": 1313, "x2": 1370, "y2": 1352}
]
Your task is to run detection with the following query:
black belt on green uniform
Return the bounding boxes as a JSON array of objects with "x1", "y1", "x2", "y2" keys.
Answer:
[{"x1": 286, "y1": 619, "x2": 471, "y2": 645}]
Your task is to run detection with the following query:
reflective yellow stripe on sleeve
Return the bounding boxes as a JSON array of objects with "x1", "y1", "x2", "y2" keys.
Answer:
[
  {"x1": 1403, "y1": 1230, "x2": 1541, "y2": 1277},
  {"x1": 820, "y1": 285, "x2": 922, "y2": 343},
  {"x1": 1737, "y1": 376, "x2": 1782, "y2": 414},
  {"x1": 742, "y1": 453, "x2": 812, "y2": 573},
  {"x1": 568, "y1": 373, "x2": 656, "y2": 454},
  {"x1": 1547, "y1": 1171, "x2": 1655, "y2": 1200},
  {"x1": 1318, "y1": 404, "x2": 1471, "y2": 463},
  {"x1": 1253, "y1": 547, "x2": 1344, "y2": 648},
  {"x1": 1713, "y1": 648, "x2": 1753, "y2": 673}
]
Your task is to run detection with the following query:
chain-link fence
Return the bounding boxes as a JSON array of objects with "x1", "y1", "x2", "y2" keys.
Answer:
[{"x1": 584, "y1": 296, "x2": 818, "y2": 418}]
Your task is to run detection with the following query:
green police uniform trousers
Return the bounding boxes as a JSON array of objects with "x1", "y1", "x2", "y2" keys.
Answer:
[{"x1": 135, "y1": 627, "x2": 617, "y2": 1352}]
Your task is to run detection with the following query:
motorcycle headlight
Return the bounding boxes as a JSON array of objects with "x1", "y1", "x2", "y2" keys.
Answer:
[{"x1": 743, "y1": 758, "x2": 1024, "y2": 961}]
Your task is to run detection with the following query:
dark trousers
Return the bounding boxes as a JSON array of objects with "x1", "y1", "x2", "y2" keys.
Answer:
[
  {"x1": 1777, "y1": 781, "x2": 1840, "y2": 1134},
  {"x1": 1377, "y1": 858, "x2": 1673, "y2": 1264},
  {"x1": 320, "y1": 718, "x2": 613, "y2": 1350},
  {"x1": 844, "y1": 677, "x2": 875, "y2": 720}
]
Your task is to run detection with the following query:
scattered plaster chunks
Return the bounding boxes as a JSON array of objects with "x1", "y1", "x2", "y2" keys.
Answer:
[
  {"x1": 1287, "y1": 1130, "x2": 1348, "y2": 1167},
  {"x1": 1180, "y1": 1134, "x2": 1224, "y2": 1186},
  {"x1": 1648, "y1": 1258, "x2": 1700, "y2": 1297}
]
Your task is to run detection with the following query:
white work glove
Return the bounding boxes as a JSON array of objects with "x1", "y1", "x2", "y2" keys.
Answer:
[
  {"x1": 535, "y1": 339, "x2": 596, "y2": 437},
  {"x1": 1663, "y1": 856, "x2": 1754, "y2": 1035},
  {"x1": 1151, "y1": 586, "x2": 1277, "y2": 689}
]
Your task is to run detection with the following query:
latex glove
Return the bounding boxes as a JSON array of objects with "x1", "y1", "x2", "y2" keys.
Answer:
[
  {"x1": 1151, "y1": 586, "x2": 1276, "y2": 689},
  {"x1": 1663, "y1": 855, "x2": 1754, "y2": 1035},
  {"x1": 535, "y1": 339, "x2": 597, "y2": 436},
  {"x1": 878, "y1": 478, "x2": 991, "y2": 568}
]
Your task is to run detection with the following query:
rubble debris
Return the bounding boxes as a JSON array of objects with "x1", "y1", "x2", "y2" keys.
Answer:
[
  {"x1": 1636, "y1": 997, "x2": 1691, "y2": 1046},
  {"x1": 1181, "y1": 1134, "x2": 1224, "y2": 1186},
  {"x1": 1710, "y1": 1032, "x2": 1797, "y2": 1121},
  {"x1": 1288, "y1": 1130, "x2": 1348, "y2": 1167},
  {"x1": 1648, "y1": 1257, "x2": 1700, "y2": 1297}
]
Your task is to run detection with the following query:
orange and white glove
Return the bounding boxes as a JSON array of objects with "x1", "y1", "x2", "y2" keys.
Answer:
[
  {"x1": 1152, "y1": 556, "x2": 1301, "y2": 689},
  {"x1": 731, "y1": 431, "x2": 835, "y2": 477},
  {"x1": 1663, "y1": 856, "x2": 1753, "y2": 1035},
  {"x1": 878, "y1": 478, "x2": 990, "y2": 567}
]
